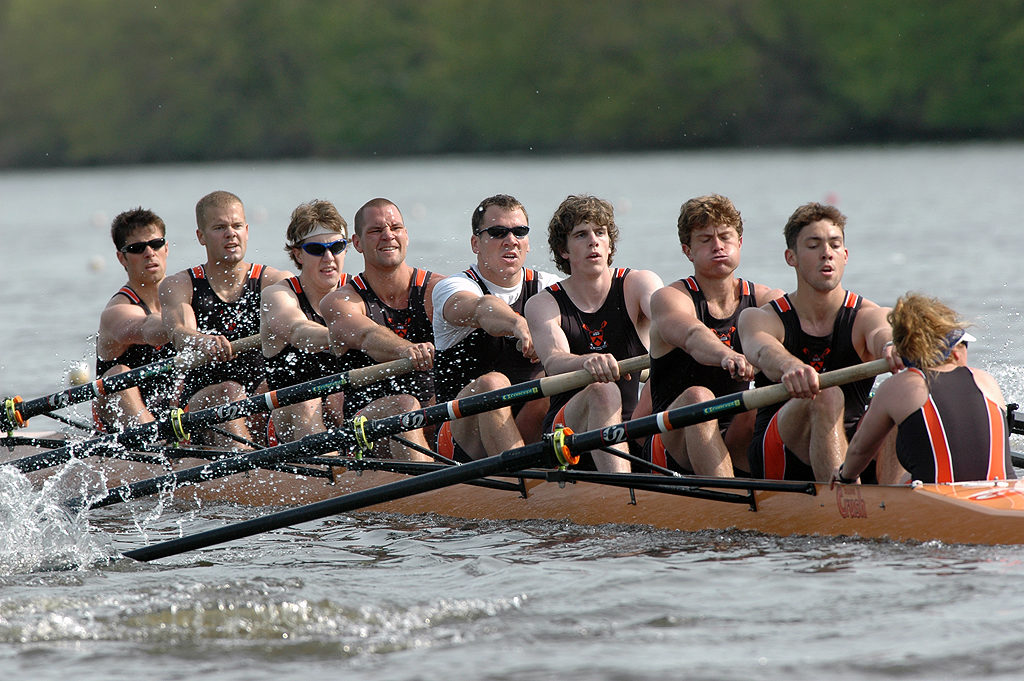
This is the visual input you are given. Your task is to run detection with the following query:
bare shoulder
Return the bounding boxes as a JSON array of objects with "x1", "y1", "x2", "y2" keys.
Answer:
[
  {"x1": 524, "y1": 287, "x2": 557, "y2": 319},
  {"x1": 624, "y1": 268, "x2": 663, "y2": 293},
  {"x1": 321, "y1": 281, "x2": 365, "y2": 318},
  {"x1": 159, "y1": 269, "x2": 192, "y2": 298},
  {"x1": 971, "y1": 367, "x2": 1007, "y2": 403},
  {"x1": 752, "y1": 283, "x2": 785, "y2": 306},
  {"x1": 650, "y1": 281, "x2": 696, "y2": 318},
  {"x1": 260, "y1": 265, "x2": 292, "y2": 288}
]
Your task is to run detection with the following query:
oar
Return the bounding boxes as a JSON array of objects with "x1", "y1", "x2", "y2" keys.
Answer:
[
  {"x1": 352, "y1": 354, "x2": 650, "y2": 447},
  {"x1": 1, "y1": 335, "x2": 260, "y2": 432},
  {"x1": 84, "y1": 355, "x2": 650, "y2": 508},
  {"x1": 122, "y1": 358, "x2": 888, "y2": 563},
  {"x1": 5, "y1": 357, "x2": 414, "y2": 475}
]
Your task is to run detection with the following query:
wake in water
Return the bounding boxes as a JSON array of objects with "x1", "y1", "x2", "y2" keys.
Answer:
[{"x1": 0, "y1": 460, "x2": 117, "y2": 574}]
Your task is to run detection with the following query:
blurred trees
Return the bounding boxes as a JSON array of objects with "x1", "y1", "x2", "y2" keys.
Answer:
[{"x1": 0, "y1": 0, "x2": 1021, "y2": 167}]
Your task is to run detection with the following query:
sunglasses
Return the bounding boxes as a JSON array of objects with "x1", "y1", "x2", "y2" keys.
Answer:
[
  {"x1": 300, "y1": 239, "x2": 348, "y2": 256},
  {"x1": 474, "y1": 225, "x2": 530, "y2": 239},
  {"x1": 120, "y1": 237, "x2": 166, "y2": 254}
]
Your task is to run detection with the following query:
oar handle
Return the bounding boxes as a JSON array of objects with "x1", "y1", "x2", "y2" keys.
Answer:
[
  {"x1": 741, "y1": 358, "x2": 890, "y2": 411},
  {"x1": 538, "y1": 354, "x2": 651, "y2": 396},
  {"x1": 171, "y1": 334, "x2": 261, "y2": 372}
]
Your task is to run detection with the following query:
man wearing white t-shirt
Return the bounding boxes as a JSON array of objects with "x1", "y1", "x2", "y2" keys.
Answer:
[{"x1": 431, "y1": 194, "x2": 561, "y2": 461}]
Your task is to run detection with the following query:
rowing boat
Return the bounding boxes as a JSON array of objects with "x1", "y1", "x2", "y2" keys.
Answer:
[{"x1": 4, "y1": 437, "x2": 1024, "y2": 546}]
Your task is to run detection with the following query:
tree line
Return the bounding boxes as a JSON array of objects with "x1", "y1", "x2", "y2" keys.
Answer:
[{"x1": 1, "y1": 0, "x2": 1021, "y2": 168}]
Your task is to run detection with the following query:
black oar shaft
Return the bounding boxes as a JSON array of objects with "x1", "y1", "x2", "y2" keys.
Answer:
[
  {"x1": 362, "y1": 354, "x2": 650, "y2": 441},
  {"x1": 1, "y1": 335, "x2": 260, "y2": 431},
  {"x1": 123, "y1": 443, "x2": 553, "y2": 562},
  {"x1": 4, "y1": 357, "x2": 413, "y2": 475}
]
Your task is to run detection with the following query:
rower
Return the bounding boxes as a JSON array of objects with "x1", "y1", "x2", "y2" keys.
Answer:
[
  {"x1": 836, "y1": 293, "x2": 1016, "y2": 484},
  {"x1": 646, "y1": 195, "x2": 783, "y2": 477},
  {"x1": 431, "y1": 194, "x2": 562, "y2": 461},
  {"x1": 320, "y1": 198, "x2": 442, "y2": 460},
  {"x1": 94, "y1": 208, "x2": 175, "y2": 431},
  {"x1": 160, "y1": 190, "x2": 288, "y2": 447},
  {"x1": 260, "y1": 200, "x2": 350, "y2": 443},
  {"x1": 524, "y1": 195, "x2": 662, "y2": 473},
  {"x1": 738, "y1": 202, "x2": 902, "y2": 482}
]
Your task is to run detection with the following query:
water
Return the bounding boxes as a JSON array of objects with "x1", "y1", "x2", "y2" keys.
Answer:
[{"x1": 2, "y1": 145, "x2": 1024, "y2": 679}]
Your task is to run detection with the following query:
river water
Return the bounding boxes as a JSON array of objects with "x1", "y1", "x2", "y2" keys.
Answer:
[{"x1": 1, "y1": 145, "x2": 1024, "y2": 679}]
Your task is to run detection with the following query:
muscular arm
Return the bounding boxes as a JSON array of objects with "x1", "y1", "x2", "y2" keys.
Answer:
[
  {"x1": 650, "y1": 284, "x2": 755, "y2": 381},
  {"x1": 855, "y1": 302, "x2": 903, "y2": 373},
  {"x1": 96, "y1": 297, "x2": 170, "y2": 360},
  {"x1": 442, "y1": 290, "x2": 535, "y2": 360},
  {"x1": 322, "y1": 287, "x2": 434, "y2": 370},
  {"x1": 524, "y1": 291, "x2": 619, "y2": 381},
  {"x1": 260, "y1": 283, "x2": 329, "y2": 357},
  {"x1": 737, "y1": 305, "x2": 820, "y2": 398},
  {"x1": 159, "y1": 271, "x2": 234, "y2": 361}
]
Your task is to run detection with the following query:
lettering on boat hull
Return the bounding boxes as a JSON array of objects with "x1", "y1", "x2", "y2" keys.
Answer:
[{"x1": 835, "y1": 485, "x2": 868, "y2": 519}]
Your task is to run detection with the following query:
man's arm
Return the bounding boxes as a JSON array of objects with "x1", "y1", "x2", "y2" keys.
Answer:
[
  {"x1": 524, "y1": 291, "x2": 619, "y2": 381},
  {"x1": 260, "y1": 283, "x2": 329, "y2": 357},
  {"x1": 159, "y1": 271, "x2": 234, "y2": 361},
  {"x1": 442, "y1": 290, "x2": 535, "y2": 360},
  {"x1": 854, "y1": 302, "x2": 903, "y2": 373},
  {"x1": 737, "y1": 305, "x2": 820, "y2": 398},
  {"x1": 322, "y1": 287, "x2": 433, "y2": 371},
  {"x1": 96, "y1": 297, "x2": 170, "y2": 361},
  {"x1": 651, "y1": 284, "x2": 754, "y2": 382}
]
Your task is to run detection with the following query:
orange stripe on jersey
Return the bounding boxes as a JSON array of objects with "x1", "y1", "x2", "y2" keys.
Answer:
[
  {"x1": 249, "y1": 264, "x2": 264, "y2": 280},
  {"x1": 549, "y1": 283, "x2": 562, "y2": 292},
  {"x1": 524, "y1": 268, "x2": 535, "y2": 282},
  {"x1": 339, "y1": 273, "x2": 349, "y2": 287},
  {"x1": 286, "y1": 277, "x2": 303, "y2": 295},
  {"x1": 191, "y1": 265, "x2": 205, "y2": 278},
  {"x1": 763, "y1": 413, "x2": 786, "y2": 480},
  {"x1": 740, "y1": 279, "x2": 751, "y2": 296},
  {"x1": 683, "y1": 276, "x2": 699, "y2": 292},
  {"x1": 118, "y1": 286, "x2": 142, "y2": 304},
  {"x1": 352, "y1": 274, "x2": 368, "y2": 291},
  {"x1": 413, "y1": 268, "x2": 427, "y2": 287},
  {"x1": 614, "y1": 267, "x2": 627, "y2": 278},
  {"x1": 772, "y1": 296, "x2": 791, "y2": 313},
  {"x1": 984, "y1": 397, "x2": 1008, "y2": 480},
  {"x1": 921, "y1": 398, "x2": 954, "y2": 483},
  {"x1": 843, "y1": 291, "x2": 860, "y2": 308}
]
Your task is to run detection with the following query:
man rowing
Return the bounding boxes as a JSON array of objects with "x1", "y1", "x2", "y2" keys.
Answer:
[
  {"x1": 320, "y1": 198, "x2": 440, "y2": 460},
  {"x1": 431, "y1": 194, "x2": 561, "y2": 461},
  {"x1": 836, "y1": 293, "x2": 1016, "y2": 485},
  {"x1": 260, "y1": 200, "x2": 350, "y2": 443},
  {"x1": 94, "y1": 208, "x2": 176, "y2": 430},
  {"x1": 738, "y1": 202, "x2": 901, "y2": 482},
  {"x1": 646, "y1": 195, "x2": 782, "y2": 476},
  {"x1": 160, "y1": 190, "x2": 288, "y2": 447},
  {"x1": 525, "y1": 195, "x2": 662, "y2": 473}
]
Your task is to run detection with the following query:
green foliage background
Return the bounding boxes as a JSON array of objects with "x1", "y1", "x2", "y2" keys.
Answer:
[{"x1": 1, "y1": 0, "x2": 1022, "y2": 167}]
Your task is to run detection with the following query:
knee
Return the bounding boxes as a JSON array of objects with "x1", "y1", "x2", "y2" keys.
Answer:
[
  {"x1": 811, "y1": 386, "x2": 845, "y2": 417},
  {"x1": 584, "y1": 382, "x2": 622, "y2": 411},
  {"x1": 463, "y1": 371, "x2": 511, "y2": 396},
  {"x1": 677, "y1": 385, "x2": 714, "y2": 407}
]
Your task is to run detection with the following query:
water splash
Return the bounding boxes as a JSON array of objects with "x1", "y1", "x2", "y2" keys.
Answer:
[{"x1": 0, "y1": 460, "x2": 117, "y2": 574}]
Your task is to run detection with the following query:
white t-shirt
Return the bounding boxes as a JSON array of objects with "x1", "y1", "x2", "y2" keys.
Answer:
[{"x1": 431, "y1": 265, "x2": 562, "y2": 351}]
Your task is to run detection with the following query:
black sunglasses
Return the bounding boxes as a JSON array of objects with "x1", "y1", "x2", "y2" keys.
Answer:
[
  {"x1": 300, "y1": 239, "x2": 348, "y2": 256},
  {"x1": 120, "y1": 237, "x2": 166, "y2": 254},
  {"x1": 474, "y1": 225, "x2": 530, "y2": 239}
]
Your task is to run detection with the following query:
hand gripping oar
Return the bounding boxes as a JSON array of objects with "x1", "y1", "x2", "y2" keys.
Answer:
[
  {"x1": 5, "y1": 357, "x2": 414, "y2": 475},
  {"x1": 351, "y1": 354, "x2": 651, "y2": 448},
  {"x1": 83, "y1": 354, "x2": 649, "y2": 508},
  {"x1": 122, "y1": 359, "x2": 888, "y2": 563},
  {"x1": 0, "y1": 335, "x2": 261, "y2": 432}
]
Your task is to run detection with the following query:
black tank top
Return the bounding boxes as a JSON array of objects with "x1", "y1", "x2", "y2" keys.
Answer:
[
  {"x1": 265, "y1": 275, "x2": 351, "y2": 391},
  {"x1": 896, "y1": 366, "x2": 1015, "y2": 482},
  {"x1": 434, "y1": 267, "x2": 545, "y2": 403},
  {"x1": 543, "y1": 268, "x2": 648, "y2": 428},
  {"x1": 95, "y1": 285, "x2": 176, "y2": 406},
  {"x1": 649, "y1": 276, "x2": 759, "y2": 412},
  {"x1": 752, "y1": 291, "x2": 874, "y2": 438},
  {"x1": 341, "y1": 268, "x2": 436, "y2": 417}
]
